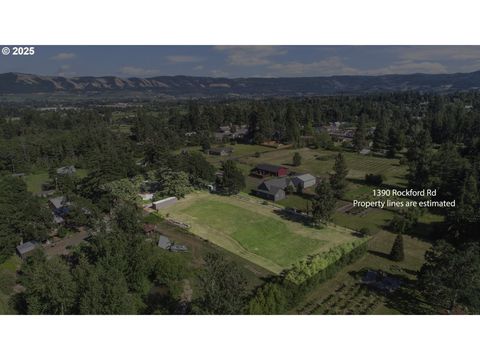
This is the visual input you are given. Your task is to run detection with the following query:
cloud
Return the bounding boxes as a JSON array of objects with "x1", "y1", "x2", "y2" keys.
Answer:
[
  {"x1": 51, "y1": 52, "x2": 76, "y2": 61},
  {"x1": 193, "y1": 65, "x2": 204, "y2": 71},
  {"x1": 365, "y1": 60, "x2": 448, "y2": 75},
  {"x1": 266, "y1": 57, "x2": 448, "y2": 77},
  {"x1": 395, "y1": 46, "x2": 480, "y2": 62},
  {"x1": 56, "y1": 64, "x2": 76, "y2": 77},
  {"x1": 210, "y1": 69, "x2": 229, "y2": 77},
  {"x1": 119, "y1": 66, "x2": 161, "y2": 77},
  {"x1": 267, "y1": 57, "x2": 359, "y2": 76},
  {"x1": 166, "y1": 55, "x2": 204, "y2": 63},
  {"x1": 215, "y1": 46, "x2": 287, "y2": 66}
]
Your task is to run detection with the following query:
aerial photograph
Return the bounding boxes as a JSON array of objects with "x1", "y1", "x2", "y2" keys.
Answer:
[{"x1": 0, "y1": 45, "x2": 479, "y2": 315}]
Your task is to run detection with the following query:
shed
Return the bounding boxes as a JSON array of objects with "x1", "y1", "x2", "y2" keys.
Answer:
[
  {"x1": 170, "y1": 244, "x2": 188, "y2": 252},
  {"x1": 56, "y1": 165, "x2": 76, "y2": 176},
  {"x1": 153, "y1": 197, "x2": 178, "y2": 210},
  {"x1": 359, "y1": 148, "x2": 371, "y2": 155},
  {"x1": 208, "y1": 147, "x2": 234, "y2": 156},
  {"x1": 291, "y1": 173, "x2": 317, "y2": 190},
  {"x1": 158, "y1": 235, "x2": 172, "y2": 250},
  {"x1": 16, "y1": 241, "x2": 40, "y2": 259},
  {"x1": 139, "y1": 193, "x2": 154, "y2": 201}
]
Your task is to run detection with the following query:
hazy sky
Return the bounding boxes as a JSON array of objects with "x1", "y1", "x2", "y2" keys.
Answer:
[{"x1": 1, "y1": 45, "x2": 480, "y2": 78}]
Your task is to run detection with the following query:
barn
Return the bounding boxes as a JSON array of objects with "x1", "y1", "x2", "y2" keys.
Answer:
[{"x1": 252, "y1": 163, "x2": 288, "y2": 177}]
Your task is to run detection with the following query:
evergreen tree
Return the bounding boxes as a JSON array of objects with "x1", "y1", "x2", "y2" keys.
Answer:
[
  {"x1": 372, "y1": 119, "x2": 388, "y2": 152},
  {"x1": 330, "y1": 152, "x2": 349, "y2": 198},
  {"x1": 217, "y1": 160, "x2": 245, "y2": 195},
  {"x1": 285, "y1": 104, "x2": 300, "y2": 147},
  {"x1": 353, "y1": 116, "x2": 367, "y2": 151},
  {"x1": 390, "y1": 234, "x2": 405, "y2": 261},
  {"x1": 311, "y1": 180, "x2": 336, "y2": 227},
  {"x1": 293, "y1": 152, "x2": 302, "y2": 167},
  {"x1": 418, "y1": 241, "x2": 480, "y2": 312},
  {"x1": 387, "y1": 127, "x2": 403, "y2": 158}
]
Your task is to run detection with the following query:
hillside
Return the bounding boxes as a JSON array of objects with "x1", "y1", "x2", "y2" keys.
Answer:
[{"x1": 1, "y1": 71, "x2": 480, "y2": 97}]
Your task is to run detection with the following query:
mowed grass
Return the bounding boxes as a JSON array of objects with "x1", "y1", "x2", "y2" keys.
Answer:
[
  {"x1": 159, "y1": 192, "x2": 358, "y2": 274},
  {"x1": 24, "y1": 172, "x2": 49, "y2": 193}
]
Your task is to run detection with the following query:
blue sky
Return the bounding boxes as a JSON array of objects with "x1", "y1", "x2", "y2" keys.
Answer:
[{"x1": 1, "y1": 46, "x2": 480, "y2": 78}]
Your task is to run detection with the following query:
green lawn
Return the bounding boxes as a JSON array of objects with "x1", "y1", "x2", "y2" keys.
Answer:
[
  {"x1": 24, "y1": 168, "x2": 89, "y2": 194},
  {"x1": 24, "y1": 172, "x2": 49, "y2": 193},
  {"x1": 158, "y1": 192, "x2": 358, "y2": 274}
]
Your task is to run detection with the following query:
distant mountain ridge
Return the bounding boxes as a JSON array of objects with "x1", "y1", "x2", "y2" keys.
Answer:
[{"x1": 2, "y1": 71, "x2": 480, "y2": 97}]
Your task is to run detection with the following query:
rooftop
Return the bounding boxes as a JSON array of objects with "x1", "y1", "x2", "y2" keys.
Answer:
[
  {"x1": 16, "y1": 241, "x2": 39, "y2": 255},
  {"x1": 255, "y1": 163, "x2": 288, "y2": 173}
]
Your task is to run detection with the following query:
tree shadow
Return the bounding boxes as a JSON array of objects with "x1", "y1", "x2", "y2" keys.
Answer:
[
  {"x1": 350, "y1": 268, "x2": 433, "y2": 314},
  {"x1": 368, "y1": 249, "x2": 392, "y2": 260}
]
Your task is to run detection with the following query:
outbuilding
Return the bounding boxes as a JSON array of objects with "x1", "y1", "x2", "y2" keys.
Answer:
[
  {"x1": 291, "y1": 173, "x2": 317, "y2": 190},
  {"x1": 208, "y1": 147, "x2": 234, "y2": 156},
  {"x1": 16, "y1": 241, "x2": 40, "y2": 259},
  {"x1": 153, "y1": 197, "x2": 178, "y2": 210},
  {"x1": 252, "y1": 163, "x2": 288, "y2": 177},
  {"x1": 158, "y1": 235, "x2": 172, "y2": 250}
]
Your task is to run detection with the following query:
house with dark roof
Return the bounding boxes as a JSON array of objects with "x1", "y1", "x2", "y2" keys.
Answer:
[
  {"x1": 257, "y1": 177, "x2": 292, "y2": 192},
  {"x1": 253, "y1": 187, "x2": 286, "y2": 202},
  {"x1": 253, "y1": 177, "x2": 289, "y2": 201},
  {"x1": 251, "y1": 163, "x2": 288, "y2": 177},
  {"x1": 49, "y1": 196, "x2": 70, "y2": 216},
  {"x1": 16, "y1": 241, "x2": 40, "y2": 259}
]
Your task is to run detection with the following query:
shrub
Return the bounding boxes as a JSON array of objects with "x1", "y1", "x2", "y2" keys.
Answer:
[
  {"x1": 57, "y1": 226, "x2": 68, "y2": 238},
  {"x1": 359, "y1": 227, "x2": 372, "y2": 237},
  {"x1": 390, "y1": 234, "x2": 405, "y2": 261},
  {"x1": 365, "y1": 173, "x2": 384, "y2": 186}
]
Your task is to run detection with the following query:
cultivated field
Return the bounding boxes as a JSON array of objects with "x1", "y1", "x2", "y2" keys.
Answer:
[
  {"x1": 291, "y1": 230, "x2": 433, "y2": 315},
  {"x1": 157, "y1": 192, "x2": 359, "y2": 274}
]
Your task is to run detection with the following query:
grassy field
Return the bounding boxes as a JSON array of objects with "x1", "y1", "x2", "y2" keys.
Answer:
[
  {"x1": 180, "y1": 143, "x2": 276, "y2": 167},
  {"x1": 24, "y1": 168, "x2": 89, "y2": 194},
  {"x1": 157, "y1": 192, "x2": 358, "y2": 274}
]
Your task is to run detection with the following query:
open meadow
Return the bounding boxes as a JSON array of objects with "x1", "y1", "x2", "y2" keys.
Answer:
[{"x1": 156, "y1": 192, "x2": 359, "y2": 274}]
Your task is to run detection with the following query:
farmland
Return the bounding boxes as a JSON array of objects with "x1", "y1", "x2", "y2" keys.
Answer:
[
  {"x1": 238, "y1": 147, "x2": 407, "y2": 186},
  {"x1": 156, "y1": 192, "x2": 359, "y2": 274},
  {"x1": 292, "y1": 230, "x2": 433, "y2": 315}
]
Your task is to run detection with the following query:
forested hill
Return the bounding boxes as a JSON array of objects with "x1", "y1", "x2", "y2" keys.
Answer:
[{"x1": 2, "y1": 70, "x2": 480, "y2": 97}]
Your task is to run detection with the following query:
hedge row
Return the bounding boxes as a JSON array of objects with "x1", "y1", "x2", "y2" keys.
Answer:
[
  {"x1": 285, "y1": 238, "x2": 369, "y2": 284},
  {"x1": 247, "y1": 240, "x2": 368, "y2": 314}
]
